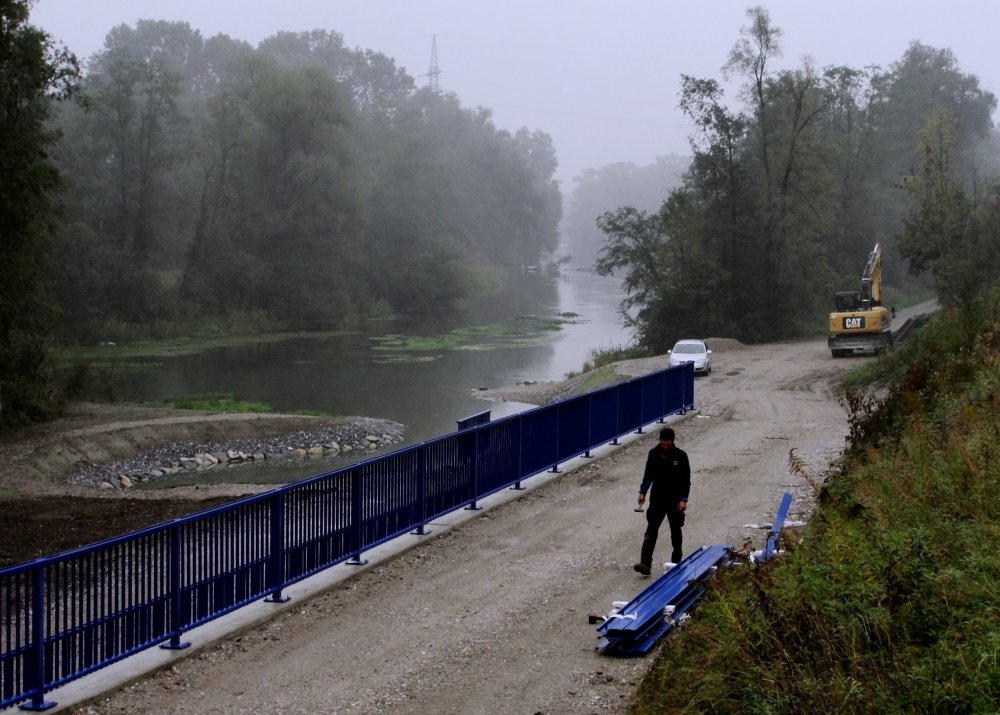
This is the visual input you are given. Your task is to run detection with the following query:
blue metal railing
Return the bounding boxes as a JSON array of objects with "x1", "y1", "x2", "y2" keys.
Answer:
[
  {"x1": 456, "y1": 410, "x2": 491, "y2": 431},
  {"x1": 0, "y1": 363, "x2": 693, "y2": 710}
]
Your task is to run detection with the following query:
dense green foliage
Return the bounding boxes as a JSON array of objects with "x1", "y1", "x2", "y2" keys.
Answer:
[
  {"x1": 46, "y1": 22, "x2": 561, "y2": 341},
  {"x1": 1, "y1": 7, "x2": 562, "y2": 425},
  {"x1": 632, "y1": 293, "x2": 1000, "y2": 713},
  {"x1": 898, "y1": 108, "x2": 1000, "y2": 311},
  {"x1": 0, "y1": 0, "x2": 79, "y2": 424},
  {"x1": 596, "y1": 7, "x2": 999, "y2": 351}
]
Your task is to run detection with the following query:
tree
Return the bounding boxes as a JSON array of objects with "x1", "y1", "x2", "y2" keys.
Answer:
[
  {"x1": 203, "y1": 61, "x2": 363, "y2": 328},
  {"x1": 0, "y1": 0, "x2": 79, "y2": 424},
  {"x1": 86, "y1": 22, "x2": 188, "y2": 264},
  {"x1": 881, "y1": 43, "x2": 995, "y2": 184},
  {"x1": 258, "y1": 30, "x2": 414, "y2": 119},
  {"x1": 722, "y1": 8, "x2": 836, "y2": 333},
  {"x1": 594, "y1": 194, "x2": 732, "y2": 350},
  {"x1": 898, "y1": 109, "x2": 1000, "y2": 309},
  {"x1": 679, "y1": 74, "x2": 750, "y2": 286},
  {"x1": 871, "y1": 42, "x2": 996, "y2": 294},
  {"x1": 44, "y1": 19, "x2": 564, "y2": 338},
  {"x1": 818, "y1": 64, "x2": 894, "y2": 271},
  {"x1": 724, "y1": 4, "x2": 782, "y2": 210}
]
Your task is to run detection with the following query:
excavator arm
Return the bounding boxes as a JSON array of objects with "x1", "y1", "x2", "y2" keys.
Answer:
[{"x1": 859, "y1": 243, "x2": 882, "y2": 309}]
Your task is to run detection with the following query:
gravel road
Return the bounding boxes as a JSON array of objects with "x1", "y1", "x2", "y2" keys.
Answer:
[{"x1": 64, "y1": 332, "x2": 879, "y2": 715}]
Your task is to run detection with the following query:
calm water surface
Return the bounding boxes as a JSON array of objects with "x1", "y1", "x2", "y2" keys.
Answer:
[{"x1": 113, "y1": 269, "x2": 631, "y2": 484}]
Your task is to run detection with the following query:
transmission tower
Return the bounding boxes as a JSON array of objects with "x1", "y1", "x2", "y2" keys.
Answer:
[{"x1": 426, "y1": 35, "x2": 441, "y2": 93}]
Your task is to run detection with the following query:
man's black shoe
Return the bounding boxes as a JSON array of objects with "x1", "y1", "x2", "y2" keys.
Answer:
[{"x1": 633, "y1": 562, "x2": 651, "y2": 576}]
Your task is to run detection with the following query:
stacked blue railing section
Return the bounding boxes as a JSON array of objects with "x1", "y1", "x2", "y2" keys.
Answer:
[
  {"x1": 596, "y1": 545, "x2": 733, "y2": 656},
  {"x1": 1, "y1": 363, "x2": 694, "y2": 711},
  {"x1": 594, "y1": 492, "x2": 795, "y2": 656}
]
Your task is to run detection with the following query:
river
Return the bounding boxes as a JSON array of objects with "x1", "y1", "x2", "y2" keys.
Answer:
[{"x1": 109, "y1": 268, "x2": 632, "y2": 483}]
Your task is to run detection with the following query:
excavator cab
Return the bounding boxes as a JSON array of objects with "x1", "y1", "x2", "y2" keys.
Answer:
[{"x1": 834, "y1": 291, "x2": 860, "y2": 312}]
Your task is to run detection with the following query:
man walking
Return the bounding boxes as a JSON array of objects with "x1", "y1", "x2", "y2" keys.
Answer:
[{"x1": 634, "y1": 427, "x2": 690, "y2": 575}]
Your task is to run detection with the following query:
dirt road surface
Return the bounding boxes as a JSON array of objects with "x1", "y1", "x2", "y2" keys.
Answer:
[{"x1": 62, "y1": 334, "x2": 873, "y2": 715}]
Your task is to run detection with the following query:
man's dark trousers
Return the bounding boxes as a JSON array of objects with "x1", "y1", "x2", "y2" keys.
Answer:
[{"x1": 640, "y1": 500, "x2": 684, "y2": 567}]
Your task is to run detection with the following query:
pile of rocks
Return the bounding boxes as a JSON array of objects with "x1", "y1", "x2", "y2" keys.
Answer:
[{"x1": 69, "y1": 417, "x2": 405, "y2": 489}]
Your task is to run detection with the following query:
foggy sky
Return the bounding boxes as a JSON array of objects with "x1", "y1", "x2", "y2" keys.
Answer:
[{"x1": 30, "y1": 0, "x2": 1000, "y2": 187}]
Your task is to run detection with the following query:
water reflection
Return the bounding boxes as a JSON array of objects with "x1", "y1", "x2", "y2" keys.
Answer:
[{"x1": 111, "y1": 269, "x2": 630, "y2": 485}]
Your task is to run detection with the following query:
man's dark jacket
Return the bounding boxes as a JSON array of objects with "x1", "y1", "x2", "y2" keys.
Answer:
[{"x1": 639, "y1": 444, "x2": 690, "y2": 506}]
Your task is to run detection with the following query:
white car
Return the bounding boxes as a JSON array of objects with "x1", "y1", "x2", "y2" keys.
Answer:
[{"x1": 668, "y1": 339, "x2": 712, "y2": 374}]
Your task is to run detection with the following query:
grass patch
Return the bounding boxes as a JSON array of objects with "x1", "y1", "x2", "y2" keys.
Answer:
[
  {"x1": 369, "y1": 316, "x2": 572, "y2": 356},
  {"x1": 565, "y1": 365, "x2": 625, "y2": 396},
  {"x1": 172, "y1": 394, "x2": 336, "y2": 416},
  {"x1": 370, "y1": 333, "x2": 467, "y2": 352},
  {"x1": 371, "y1": 354, "x2": 445, "y2": 364},
  {"x1": 68, "y1": 330, "x2": 355, "y2": 360},
  {"x1": 566, "y1": 343, "x2": 650, "y2": 377},
  {"x1": 170, "y1": 394, "x2": 273, "y2": 413}
]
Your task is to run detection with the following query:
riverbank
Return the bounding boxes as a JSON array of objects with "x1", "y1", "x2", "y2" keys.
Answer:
[
  {"x1": 0, "y1": 404, "x2": 402, "y2": 567},
  {"x1": 0, "y1": 402, "x2": 403, "y2": 494}
]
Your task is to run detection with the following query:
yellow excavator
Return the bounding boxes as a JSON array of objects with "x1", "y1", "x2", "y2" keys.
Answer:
[{"x1": 828, "y1": 243, "x2": 895, "y2": 357}]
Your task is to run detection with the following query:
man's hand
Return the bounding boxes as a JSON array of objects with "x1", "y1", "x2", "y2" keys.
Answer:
[
  {"x1": 637, "y1": 493, "x2": 646, "y2": 507},
  {"x1": 678, "y1": 499, "x2": 687, "y2": 511}
]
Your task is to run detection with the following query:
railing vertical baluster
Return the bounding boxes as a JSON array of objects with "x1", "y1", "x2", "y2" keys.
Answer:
[
  {"x1": 348, "y1": 469, "x2": 368, "y2": 565},
  {"x1": 162, "y1": 522, "x2": 189, "y2": 651},
  {"x1": 583, "y1": 392, "x2": 595, "y2": 458},
  {"x1": 549, "y1": 407, "x2": 562, "y2": 473},
  {"x1": 265, "y1": 495, "x2": 290, "y2": 603},
  {"x1": 509, "y1": 417, "x2": 525, "y2": 491},
  {"x1": 21, "y1": 564, "x2": 55, "y2": 711},
  {"x1": 636, "y1": 379, "x2": 644, "y2": 433},
  {"x1": 465, "y1": 428, "x2": 482, "y2": 510},
  {"x1": 412, "y1": 448, "x2": 429, "y2": 535},
  {"x1": 611, "y1": 385, "x2": 622, "y2": 445}
]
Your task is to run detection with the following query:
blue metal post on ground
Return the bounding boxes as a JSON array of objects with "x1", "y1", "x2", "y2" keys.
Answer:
[
  {"x1": 265, "y1": 495, "x2": 290, "y2": 602},
  {"x1": 610, "y1": 388, "x2": 621, "y2": 445},
  {"x1": 347, "y1": 469, "x2": 368, "y2": 565},
  {"x1": 162, "y1": 522, "x2": 190, "y2": 651},
  {"x1": 20, "y1": 565, "x2": 55, "y2": 711},
  {"x1": 411, "y1": 450, "x2": 430, "y2": 535},
  {"x1": 762, "y1": 492, "x2": 793, "y2": 562},
  {"x1": 465, "y1": 429, "x2": 482, "y2": 511},
  {"x1": 658, "y1": 375, "x2": 667, "y2": 424},
  {"x1": 548, "y1": 408, "x2": 561, "y2": 473},
  {"x1": 636, "y1": 386, "x2": 644, "y2": 434},
  {"x1": 511, "y1": 423, "x2": 526, "y2": 491}
]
